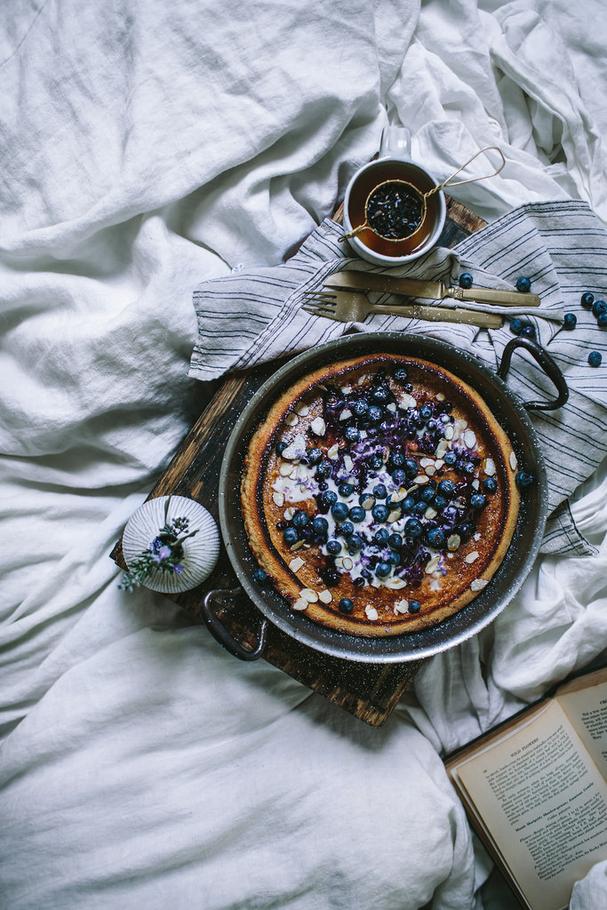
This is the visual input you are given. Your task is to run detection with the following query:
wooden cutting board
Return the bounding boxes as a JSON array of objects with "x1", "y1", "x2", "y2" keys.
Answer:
[{"x1": 111, "y1": 196, "x2": 486, "y2": 726}]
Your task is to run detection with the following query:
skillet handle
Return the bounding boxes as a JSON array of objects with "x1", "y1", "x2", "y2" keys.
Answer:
[
  {"x1": 497, "y1": 336, "x2": 569, "y2": 411},
  {"x1": 201, "y1": 588, "x2": 268, "y2": 661}
]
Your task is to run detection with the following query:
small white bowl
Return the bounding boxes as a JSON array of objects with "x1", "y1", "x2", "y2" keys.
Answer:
[{"x1": 122, "y1": 495, "x2": 220, "y2": 593}]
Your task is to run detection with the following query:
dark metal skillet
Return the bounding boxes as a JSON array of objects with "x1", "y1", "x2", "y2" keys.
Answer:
[{"x1": 203, "y1": 332, "x2": 568, "y2": 664}]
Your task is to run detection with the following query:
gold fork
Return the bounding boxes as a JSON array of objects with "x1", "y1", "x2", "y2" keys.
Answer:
[{"x1": 301, "y1": 289, "x2": 503, "y2": 329}]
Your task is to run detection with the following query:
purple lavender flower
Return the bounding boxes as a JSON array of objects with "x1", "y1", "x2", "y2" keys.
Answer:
[
  {"x1": 158, "y1": 545, "x2": 172, "y2": 561},
  {"x1": 173, "y1": 564, "x2": 184, "y2": 575}
]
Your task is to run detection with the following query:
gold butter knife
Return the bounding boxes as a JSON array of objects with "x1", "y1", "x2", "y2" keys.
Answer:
[{"x1": 326, "y1": 270, "x2": 541, "y2": 307}]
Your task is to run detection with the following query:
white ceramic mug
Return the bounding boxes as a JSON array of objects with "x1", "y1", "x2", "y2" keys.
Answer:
[{"x1": 342, "y1": 126, "x2": 447, "y2": 267}]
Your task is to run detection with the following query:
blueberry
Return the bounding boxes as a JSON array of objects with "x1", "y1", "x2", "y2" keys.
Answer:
[
  {"x1": 307, "y1": 447, "x2": 322, "y2": 465},
  {"x1": 372, "y1": 386, "x2": 390, "y2": 404},
  {"x1": 351, "y1": 398, "x2": 369, "y2": 417},
  {"x1": 388, "y1": 551, "x2": 401, "y2": 566},
  {"x1": 339, "y1": 520, "x2": 354, "y2": 538},
  {"x1": 437, "y1": 479, "x2": 456, "y2": 498},
  {"x1": 426, "y1": 527, "x2": 446, "y2": 549},
  {"x1": 443, "y1": 451, "x2": 457, "y2": 466},
  {"x1": 483, "y1": 477, "x2": 498, "y2": 494},
  {"x1": 368, "y1": 454, "x2": 384, "y2": 471},
  {"x1": 374, "y1": 528, "x2": 390, "y2": 543},
  {"x1": 516, "y1": 470, "x2": 534, "y2": 488},
  {"x1": 521, "y1": 323, "x2": 536, "y2": 339},
  {"x1": 419, "y1": 404, "x2": 433, "y2": 420},
  {"x1": 563, "y1": 313, "x2": 577, "y2": 330},
  {"x1": 349, "y1": 506, "x2": 366, "y2": 523},
  {"x1": 394, "y1": 367, "x2": 408, "y2": 384},
  {"x1": 353, "y1": 577, "x2": 366, "y2": 588},
  {"x1": 405, "y1": 518, "x2": 423, "y2": 539},
  {"x1": 409, "y1": 600, "x2": 421, "y2": 613},
  {"x1": 392, "y1": 468, "x2": 407, "y2": 486},
  {"x1": 390, "y1": 452, "x2": 405, "y2": 468},
  {"x1": 402, "y1": 494, "x2": 416, "y2": 511},
  {"x1": 348, "y1": 534, "x2": 364, "y2": 551},
  {"x1": 373, "y1": 483, "x2": 388, "y2": 499},
  {"x1": 292, "y1": 510, "x2": 309, "y2": 529},
  {"x1": 404, "y1": 457, "x2": 419, "y2": 477},
  {"x1": 458, "y1": 521, "x2": 474, "y2": 540},
  {"x1": 375, "y1": 561, "x2": 391, "y2": 578},
  {"x1": 283, "y1": 527, "x2": 299, "y2": 545},
  {"x1": 326, "y1": 539, "x2": 342, "y2": 556},
  {"x1": 338, "y1": 482, "x2": 354, "y2": 497},
  {"x1": 581, "y1": 292, "x2": 595, "y2": 309},
  {"x1": 598, "y1": 314, "x2": 607, "y2": 328},
  {"x1": 413, "y1": 501, "x2": 427, "y2": 516},
  {"x1": 470, "y1": 493, "x2": 487, "y2": 510},
  {"x1": 588, "y1": 350, "x2": 603, "y2": 367},
  {"x1": 510, "y1": 317, "x2": 524, "y2": 336},
  {"x1": 592, "y1": 300, "x2": 607, "y2": 318},
  {"x1": 275, "y1": 440, "x2": 288, "y2": 455},
  {"x1": 301, "y1": 526, "x2": 315, "y2": 541},
  {"x1": 339, "y1": 597, "x2": 354, "y2": 614},
  {"x1": 367, "y1": 405, "x2": 383, "y2": 424},
  {"x1": 318, "y1": 481, "x2": 329, "y2": 492},
  {"x1": 253, "y1": 567, "x2": 268, "y2": 584},
  {"x1": 345, "y1": 426, "x2": 360, "y2": 443},
  {"x1": 331, "y1": 501, "x2": 349, "y2": 522},
  {"x1": 320, "y1": 568, "x2": 340, "y2": 587},
  {"x1": 388, "y1": 533, "x2": 403, "y2": 550},
  {"x1": 462, "y1": 460, "x2": 476, "y2": 475},
  {"x1": 312, "y1": 516, "x2": 328, "y2": 535},
  {"x1": 316, "y1": 460, "x2": 333, "y2": 480},
  {"x1": 421, "y1": 487, "x2": 435, "y2": 503},
  {"x1": 516, "y1": 276, "x2": 532, "y2": 293},
  {"x1": 459, "y1": 272, "x2": 473, "y2": 289},
  {"x1": 372, "y1": 504, "x2": 389, "y2": 523},
  {"x1": 433, "y1": 494, "x2": 448, "y2": 511},
  {"x1": 442, "y1": 506, "x2": 459, "y2": 523}
]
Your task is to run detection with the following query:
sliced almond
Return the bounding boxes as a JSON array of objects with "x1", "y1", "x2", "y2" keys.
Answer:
[
  {"x1": 465, "y1": 551, "x2": 480, "y2": 564},
  {"x1": 300, "y1": 588, "x2": 318, "y2": 603},
  {"x1": 414, "y1": 475, "x2": 429, "y2": 485},
  {"x1": 385, "y1": 577, "x2": 406, "y2": 589},
  {"x1": 365, "y1": 605, "x2": 379, "y2": 621},
  {"x1": 327, "y1": 443, "x2": 339, "y2": 460},
  {"x1": 285, "y1": 413, "x2": 299, "y2": 427},
  {"x1": 474, "y1": 532, "x2": 481, "y2": 541},
  {"x1": 387, "y1": 402, "x2": 397, "y2": 413},
  {"x1": 292, "y1": 598, "x2": 308, "y2": 611},
  {"x1": 318, "y1": 589, "x2": 332, "y2": 604},
  {"x1": 344, "y1": 455, "x2": 354, "y2": 472},
  {"x1": 484, "y1": 457, "x2": 496, "y2": 476},
  {"x1": 472, "y1": 479, "x2": 480, "y2": 490},
  {"x1": 272, "y1": 492, "x2": 285, "y2": 507},
  {"x1": 470, "y1": 578, "x2": 489, "y2": 591},
  {"x1": 394, "y1": 599, "x2": 409, "y2": 614},
  {"x1": 435, "y1": 440, "x2": 448, "y2": 459},
  {"x1": 388, "y1": 509, "x2": 401, "y2": 523},
  {"x1": 464, "y1": 429, "x2": 477, "y2": 449},
  {"x1": 339, "y1": 408, "x2": 352, "y2": 421},
  {"x1": 340, "y1": 385, "x2": 352, "y2": 394},
  {"x1": 310, "y1": 416, "x2": 326, "y2": 436},
  {"x1": 361, "y1": 496, "x2": 375, "y2": 510},
  {"x1": 295, "y1": 403, "x2": 310, "y2": 417},
  {"x1": 435, "y1": 459, "x2": 444, "y2": 470},
  {"x1": 341, "y1": 556, "x2": 354, "y2": 571},
  {"x1": 291, "y1": 540, "x2": 305, "y2": 551},
  {"x1": 425, "y1": 554, "x2": 441, "y2": 574},
  {"x1": 444, "y1": 425, "x2": 454, "y2": 440},
  {"x1": 425, "y1": 465, "x2": 436, "y2": 476},
  {"x1": 289, "y1": 556, "x2": 305, "y2": 573},
  {"x1": 430, "y1": 579, "x2": 441, "y2": 592},
  {"x1": 399, "y1": 393, "x2": 417, "y2": 410},
  {"x1": 425, "y1": 507, "x2": 437, "y2": 519},
  {"x1": 509, "y1": 451, "x2": 518, "y2": 471},
  {"x1": 420, "y1": 457, "x2": 434, "y2": 468},
  {"x1": 284, "y1": 507, "x2": 295, "y2": 520},
  {"x1": 436, "y1": 392, "x2": 445, "y2": 401},
  {"x1": 447, "y1": 534, "x2": 461, "y2": 552}
]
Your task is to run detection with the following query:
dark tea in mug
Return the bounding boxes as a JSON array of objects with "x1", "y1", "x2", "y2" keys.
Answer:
[{"x1": 346, "y1": 159, "x2": 442, "y2": 258}]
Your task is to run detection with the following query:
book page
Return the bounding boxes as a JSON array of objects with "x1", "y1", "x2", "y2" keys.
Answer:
[
  {"x1": 455, "y1": 700, "x2": 607, "y2": 910},
  {"x1": 557, "y1": 671, "x2": 607, "y2": 779}
]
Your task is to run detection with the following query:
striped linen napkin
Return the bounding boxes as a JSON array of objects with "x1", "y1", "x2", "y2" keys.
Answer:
[{"x1": 190, "y1": 200, "x2": 607, "y2": 557}]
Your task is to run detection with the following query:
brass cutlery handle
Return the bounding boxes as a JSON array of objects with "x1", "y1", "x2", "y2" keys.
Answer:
[
  {"x1": 450, "y1": 287, "x2": 541, "y2": 307},
  {"x1": 371, "y1": 304, "x2": 502, "y2": 329}
]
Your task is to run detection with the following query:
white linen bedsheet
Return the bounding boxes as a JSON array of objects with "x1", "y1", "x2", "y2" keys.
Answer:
[{"x1": 0, "y1": 1, "x2": 606, "y2": 908}]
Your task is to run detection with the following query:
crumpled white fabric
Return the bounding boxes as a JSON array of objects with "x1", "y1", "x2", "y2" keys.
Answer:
[{"x1": 0, "y1": 1, "x2": 606, "y2": 908}]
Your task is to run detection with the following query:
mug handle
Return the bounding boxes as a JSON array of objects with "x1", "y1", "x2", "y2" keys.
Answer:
[{"x1": 379, "y1": 125, "x2": 411, "y2": 160}]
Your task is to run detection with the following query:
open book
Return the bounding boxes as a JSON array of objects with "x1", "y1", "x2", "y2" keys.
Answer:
[{"x1": 446, "y1": 666, "x2": 607, "y2": 910}]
